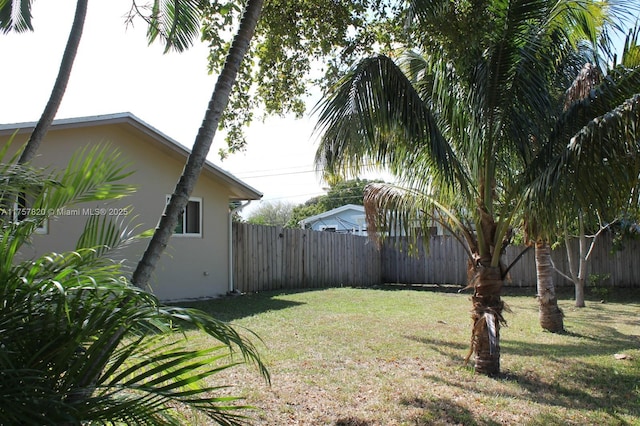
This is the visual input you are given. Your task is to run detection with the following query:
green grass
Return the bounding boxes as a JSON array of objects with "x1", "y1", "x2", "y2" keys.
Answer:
[{"x1": 181, "y1": 286, "x2": 640, "y2": 425}]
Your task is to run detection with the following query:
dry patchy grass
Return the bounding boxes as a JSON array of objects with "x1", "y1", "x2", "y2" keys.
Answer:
[{"x1": 181, "y1": 286, "x2": 640, "y2": 425}]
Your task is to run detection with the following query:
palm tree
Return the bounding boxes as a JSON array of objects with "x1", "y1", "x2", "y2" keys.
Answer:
[
  {"x1": 132, "y1": 0, "x2": 265, "y2": 288},
  {"x1": 313, "y1": 0, "x2": 635, "y2": 375},
  {"x1": 0, "y1": 141, "x2": 268, "y2": 424},
  {"x1": 529, "y1": 61, "x2": 603, "y2": 331},
  {"x1": 527, "y1": 24, "x2": 640, "y2": 313},
  {"x1": 1, "y1": 0, "x2": 88, "y2": 164}
]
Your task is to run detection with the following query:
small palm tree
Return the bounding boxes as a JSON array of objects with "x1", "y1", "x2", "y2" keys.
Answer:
[
  {"x1": 526, "y1": 24, "x2": 640, "y2": 314},
  {"x1": 0, "y1": 142, "x2": 268, "y2": 425}
]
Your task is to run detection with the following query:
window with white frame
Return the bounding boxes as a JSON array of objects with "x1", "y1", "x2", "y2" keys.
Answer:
[
  {"x1": 167, "y1": 196, "x2": 202, "y2": 236},
  {"x1": 10, "y1": 191, "x2": 48, "y2": 234}
]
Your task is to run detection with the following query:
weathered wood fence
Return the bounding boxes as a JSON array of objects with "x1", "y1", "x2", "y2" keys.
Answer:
[
  {"x1": 232, "y1": 223, "x2": 381, "y2": 292},
  {"x1": 232, "y1": 223, "x2": 640, "y2": 292}
]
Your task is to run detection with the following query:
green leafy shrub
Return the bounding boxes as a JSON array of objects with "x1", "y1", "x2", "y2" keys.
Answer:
[{"x1": 0, "y1": 142, "x2": 268, "y2": 425}]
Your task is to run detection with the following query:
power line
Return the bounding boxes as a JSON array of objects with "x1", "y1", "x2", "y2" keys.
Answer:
[
  {"x1": 235, "y1": 168, "x2": 319, "y2": 179},
  {"x1": 231, "y1": 163, "x2": 387, "y2": 180}
]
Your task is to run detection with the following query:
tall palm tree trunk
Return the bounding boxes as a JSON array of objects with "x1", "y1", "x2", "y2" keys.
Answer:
[
  {"x1": 132, "y1": 0, "x2": 264, "y2": 288},
  {"x1": 535, "y1": 240, "x2": 564, "y2": 332},
  {"x1": 18, "y1": 0, "x2": 88, "y2": 164}
]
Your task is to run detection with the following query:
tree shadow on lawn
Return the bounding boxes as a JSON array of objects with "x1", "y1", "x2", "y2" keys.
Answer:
[
  {"x1": 333, "y1": 417, "x2": 373, "y2": 426},
  {"x1": 398, "y1": 395, "x2": 502, "y2": 426},
  {"x1": 501, "y1": 363, "x2": 640, "y2": 420},
  {"x1": 414, "y1": 368, "x2": 637, "y2": 425},
  {"x1": 172, "y1": 290, "x2": 307, "y2": 323},
  {"x1": 408, "y1": 336, "x2": 639, "y2": 423},
  {"x1": 368, "y1": 283, "x2": 468, "y2": 294},
  {"x1": 405, "y1": 335, "x2": 470, "y2": 365},
  {"x1": 502, "y1": 321, "x2": 640, "y2": 358},
  {"x1": 371, "y1": 283, "x2": 640, "y2": 304}
]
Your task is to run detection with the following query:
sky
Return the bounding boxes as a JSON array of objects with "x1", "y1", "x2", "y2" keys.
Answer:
[{"x1": 0, "y1": 1, "x2": 389, "y2": 217}]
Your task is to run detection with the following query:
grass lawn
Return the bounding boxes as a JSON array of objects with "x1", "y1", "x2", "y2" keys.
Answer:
[{"x1": 182, "y1": 286, "x2": 640, "y2": 425}]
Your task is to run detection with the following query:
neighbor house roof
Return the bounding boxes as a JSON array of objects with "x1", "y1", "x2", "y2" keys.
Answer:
[
  {"x1": 299, "y1": 204, "x2": 365, "y2": 226},
  {"x1": 0, "y1": 112, "x2": 262, "y2": 201}
]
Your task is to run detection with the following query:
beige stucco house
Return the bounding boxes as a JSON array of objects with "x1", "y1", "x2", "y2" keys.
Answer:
[{"x1": 0, "y1": 112, "x2": 262, "y2": 301}]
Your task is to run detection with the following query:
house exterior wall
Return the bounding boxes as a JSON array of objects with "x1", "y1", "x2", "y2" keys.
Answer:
[{"x1": 2, "y1": 124, "x2": 232, "y2": 301}]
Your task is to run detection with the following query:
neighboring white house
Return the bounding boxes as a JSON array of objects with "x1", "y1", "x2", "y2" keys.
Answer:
[
  {"x1": 299, "y1": 203, "x2": 451, "y2": 237},
  {"x1": 0, "y1": 112, "x2": 262, "y2": 301},
  {"x1": 299, "y1": 204, "x2": 368, "y2": 236}
]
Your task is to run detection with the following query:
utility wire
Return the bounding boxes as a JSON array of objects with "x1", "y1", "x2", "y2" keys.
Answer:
[{"x1": 231, "y1": 163, "x2": 386, "y2": 179}]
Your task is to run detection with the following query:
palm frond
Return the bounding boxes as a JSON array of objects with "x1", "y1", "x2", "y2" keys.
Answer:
[
  {"x1": 146, "y1": 0, "x2": 203, "y2": 53},
  {"x1": 618, "y1": 22, "x2": 640, "y2": 67},
  {"x1": 363, "y1": 182, "x2": 476, "y2": 259},
  {"x1": 75, "y1": 208, "x2": 150, "y2": 260},
  {"x1": 0, "y1": 0, "x2": 33, "y2": 33},
  {"x1": 0, "y1": 145, "x2": 268, "y2": 424},
  {"x1": 46, "y1": 143, "x2": 135, "y2": 209},
  {"x1": 314, "y1": 55, "x2": 463, "y2": 187}
]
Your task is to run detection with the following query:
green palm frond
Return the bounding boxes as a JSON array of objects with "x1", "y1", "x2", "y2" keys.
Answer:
[
  {"x1": 0, "y1": 0, "x2": 33, "y2": 33},
  {"x1": 0, "y1": 145, "x2": 268, "y2": 424},
  {"x1": 566, "y1": 94, "x2": 640, "y2": 204},
  {"x1": 618, "y1": 23, "x2": 640, "y2": 67},
  {"x1": 527, "y1": 93, "x2": 640, "y2": 231},
  {"x1": 45, "y1": 143, "x2": 135, "y2": 208},
  {"x1": 314, "y1": 54, "x2": 463, "y2": 187},
  {"x1": 146, "y1": 0, "x2": 203, "y2": 53},
  {"x1": 76, "y1": 208, "x2": 151, "y2": 260},
  {"x1": 363, "y1": 182, "x2": 476, "y2": 259}
]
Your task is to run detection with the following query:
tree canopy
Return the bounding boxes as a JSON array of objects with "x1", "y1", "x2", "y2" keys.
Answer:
[
  {"x1": 196, "y1": 0, "x2": 405, "y2": 156},
  {"x1": 246, "y1": 200, "x2": 295, "y2": 226},
  {"x1": 286, "y1": 178, "x2": 382, "y2": 228}
]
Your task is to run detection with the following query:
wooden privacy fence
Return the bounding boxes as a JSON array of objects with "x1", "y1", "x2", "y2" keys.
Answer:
[
  {"x1": 377, "y1": 233, "x2": 640, "y2": 288},
  {"x1": 232, "y1": 223, "x2": 640, "y2": 292},
  {"x1": 232, "y1": 223, "x2": 382, "y2": 293}
]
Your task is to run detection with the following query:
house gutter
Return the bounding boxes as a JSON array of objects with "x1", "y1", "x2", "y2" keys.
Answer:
[{"x1": 228, "y1": 201, "x2": 252, "y2": 294}]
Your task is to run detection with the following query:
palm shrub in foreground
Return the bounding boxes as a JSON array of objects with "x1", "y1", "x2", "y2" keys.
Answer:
[{"x1": 0, "y1": 142, "x2": 268, "y2": 425}]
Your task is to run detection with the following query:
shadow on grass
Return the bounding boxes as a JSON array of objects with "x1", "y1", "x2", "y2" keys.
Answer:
[
  {"x1": 501, "y1": 363, "x2": 640, "y2": 419},
  {"x1": 407, "y1": 342, "x2": 639, "y2": 424},
  {"x1": 501, "y1": 322, "x2": 640, "y2": 358},
  {"x1": 415, "y1": 364, "x2": 639, "y2": 425},
  {"x1": 407, "y1": 323, "x2": 639, "y2": 423},
  {"x1": 405, "y1": 335, "x2": 469, "y2": 364},
  {"x1": 366, "y1": 283, "x2": 466, "y2": 294},
  {"x1": 398, "y1": 395, "x2": 502, "y2": 426},
  {"x1": 370, "y1": 283, "x2": 640, "y2": 305},
  {"x1": 334, "y1": 417, "x2": 372, "y2": 426},
  {"x1": 173, "y1": 290, "x2": 307, "y2": 322}
]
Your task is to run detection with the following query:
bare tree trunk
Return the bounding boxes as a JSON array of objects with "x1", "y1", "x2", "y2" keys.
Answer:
[
  {"x1": 534, "y1": 240, "x2": 564, "y2": 332},
  {"x1": 565, "y1": 213, "x2": 588, "y2": 307},
  {"x1": 575, "y1": 223, "x2": 588, "y2": 307},
  {"x1": 18, "y1": 0, "x2": 88, "y2": 164},
  {"x1": 132, "y1": 0, "x2": 265, "y2": 288},
  {"x1": 563, "y1": 218, "x2": 584, "y2": 307}
]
